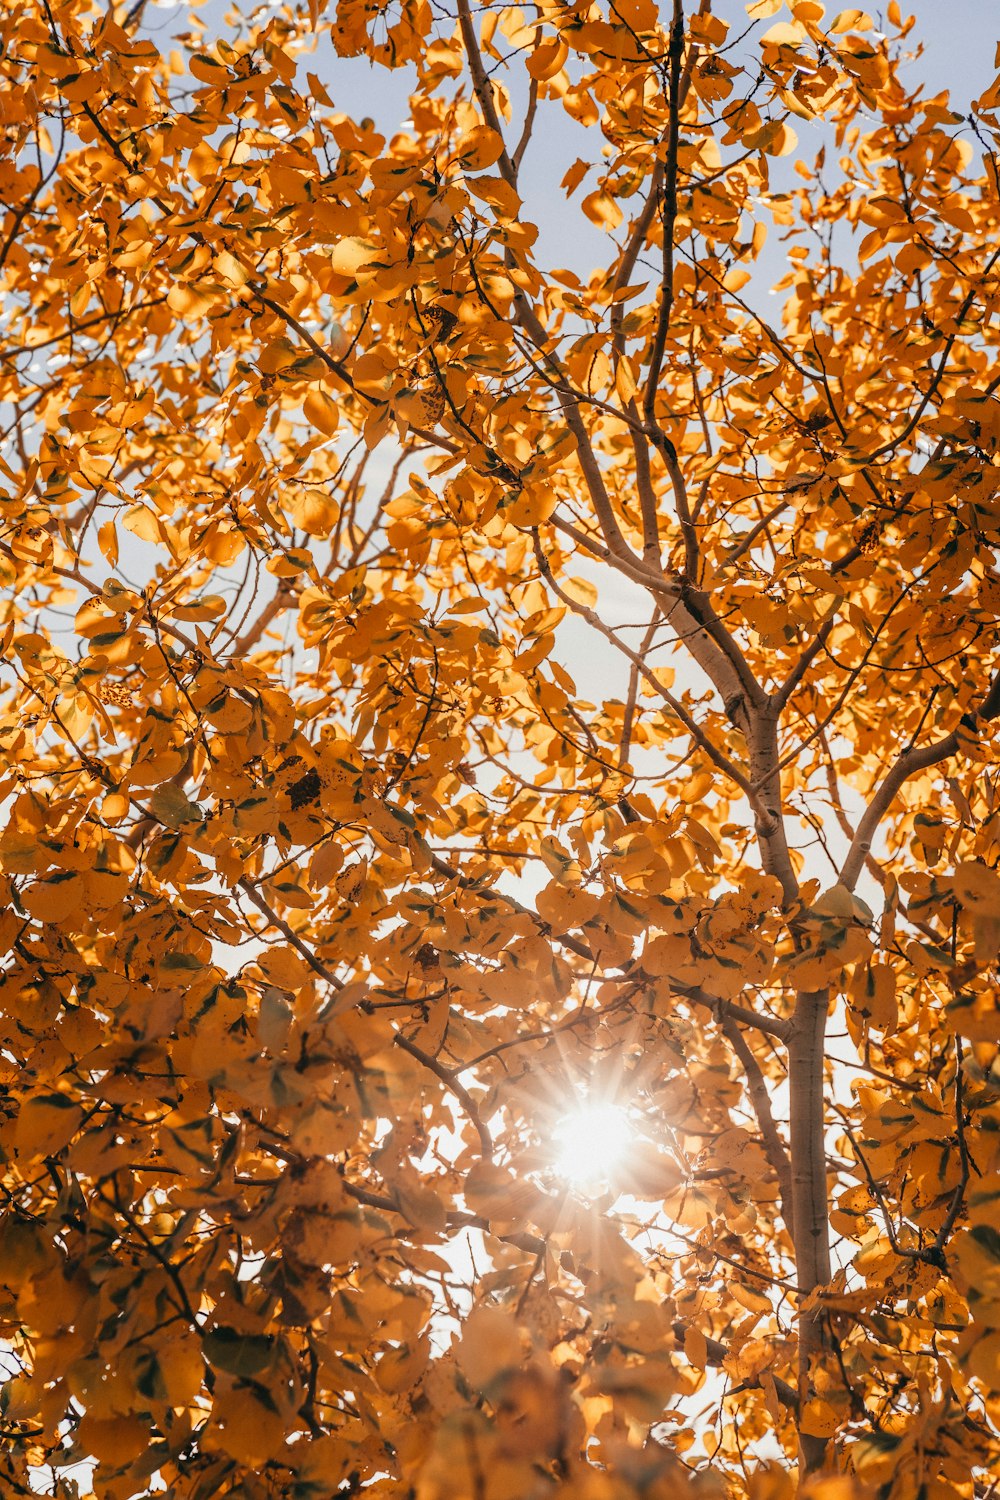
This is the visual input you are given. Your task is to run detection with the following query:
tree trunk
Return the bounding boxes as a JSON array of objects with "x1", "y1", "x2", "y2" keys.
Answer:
[{"x1": 788, "y1": 987, "x2": 833, "y2": 1473}]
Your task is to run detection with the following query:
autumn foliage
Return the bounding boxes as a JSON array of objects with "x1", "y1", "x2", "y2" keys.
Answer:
[{"x1": 3, "y1": 0, "x2": 1000, "y2": 1494}]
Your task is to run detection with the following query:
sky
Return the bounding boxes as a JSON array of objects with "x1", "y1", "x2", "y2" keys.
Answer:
[
  {"x1": 122, "y1": 0, "x2": 1000, "y2": 858},
  {"x1": 131, "y1": 0, "x2": 1000, "y2": 391},
  {"x1": 142, "y1": 0, "x2": 1000, "y2": 281},
  {"x1": 124, "y1": 0, "x2": 1000, "y2": 835},
  {"x1": 147, "y1": 0, "x2": 1000, "y2": 274}
]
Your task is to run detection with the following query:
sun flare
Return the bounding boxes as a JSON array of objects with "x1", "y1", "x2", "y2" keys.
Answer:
[{"x1": 553, "y1": 1102, "x2": 632, "y2": 1188}]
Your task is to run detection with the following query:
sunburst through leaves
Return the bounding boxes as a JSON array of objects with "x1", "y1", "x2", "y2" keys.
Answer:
[{"x1": 1, "y1": 0, "x2": 1000, "y2": 1495}]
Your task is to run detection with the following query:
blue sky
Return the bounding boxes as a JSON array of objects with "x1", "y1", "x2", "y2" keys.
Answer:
[
  {"x1": 145, "y1": 1, "x2": 1000, "y2": 258},
  {"x1": 156, "y1": 0, "x2": 996, "y2": 280}
]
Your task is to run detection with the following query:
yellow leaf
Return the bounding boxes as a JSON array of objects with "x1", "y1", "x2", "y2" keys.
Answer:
[
  {"x1": 457, "y1": 1306, "x2": 523, "y2": 1391},
  {"x1": 464, "y1": 1161, "x2": 546, "y2": 1223},
  {"x1": 523, "y1": 605, "x2": 565, "y2": 637},
  {"x1": 189, "y1": 53, "x2": 230, "y2": 84},
  {"x1": 214, "y1": 248, "x2": 249, "y2": 288},
  {"x1": 561, "y1": 575, "x2": 598, "y2": 607},
  {"x1": 97, "y1": 519, "x2": 118, "y2": 567},
  {"x1": 159, "y1": 1334, "x2": 206, "y2": 1407},
  {"x1": 22, "y1": 872, "x2": 84, "y2": 922},
  {"x1": 395, "y1": 1182, "x2": 448, "y2": 1232},
  {"x1": 615, "y1": 356, "x2": 638, "y2": 404},
  {"x1": 767, "y1": 122, "x2": 798, "y2": 156},
  {"x1": 679, "y1": 769, "x2": 713, "y2": 805},
  {"x1": 257, "y1": 943, "x2": 309, "y2": 989},
  {"x1": 258, "y1": 336, "x2": 300, "y2": 374},
  {"x1": 830, "y1": 9, "x2": 874, "y2": 32},
  {"x1": 810, "y1": 883, "x2": 861, "y2": 920},
  {"x1": 447, "y1": 596, "x2": 490, "y2": 614},
  {"x1": 307, "y1": 70, "x2": 334, "y2": 105},
  {"x1": 955, "y1": 1225, "x2": 1000, "y2": 1303},
  {"x1": 75, "y1": 1413, "x2": 150, "y2": 1463},
  {"x1": 466, "y1": 174, "x2": 521, "y2": 221},
  {"x1": 16, "y1": 1093, "x2": 84, "y2": 1159},
  {"x1": 122, "y1": 503, "x2": 162, "y2": 543},
  {"x1": 526, "y1": 36, "x2": 568, "y2": 81},
  {"x1": 723, "y1": 267, "x2": 752, "y2": 292},
  {"x1": 616, "y1": 1140, "x2": 684, "y2": 1200},
  {"x1": 582, "y1": 188, "x2": 623, "y2": 231},
  {"x1": 166, "y1": 282, "x2": 215, "y2": 318},
  {"x1": 456, "y1": 125, "x2": 506, "y2": 171},
  {"x1": 561, "y1": 158, "x2": 590, "y2": 196},
  {"x1": 684, "y1": 1325, "x2": 709, "y2": 1369},
  {"x1": 761, "y1": 22, "x2": 807, "y2": 44},
  {"x1": 208, "y1": 1388, "x2": 287, "y2": 1465},
  {"x1": 330, "y1": 236, "x2": 381, "y2": 278},
  {"x1": 953, "y1": 861, "x2": 1000, "y2": 916},
  {"x1": 799, "y1": 1397, "x2": 842, "y2": 1438},
  {"x1": 204, "y1": 692, "x2": 253, "y2": 733},
  {"x1": 303, "y1": 388, "x2": 340, "y2": 437},
  {"x1": 289, "y1": 1101, "x2": 355, "y2": 1156},
  {"x1": 172, "y1": 594, "x2": 227, "y2": 621},
  {"x1": 376, "y1": 1340, "x2": 429, "y2": 1394},
  {"x1": 290, "y1": 487, "x2": 338, "y2": 536},
  {"x1": 310, "y1": 840, "x2": 345, "y2": 887},
  {"x1": 968, "y1": 1331, "x2": 1000, "y2": 1389}
]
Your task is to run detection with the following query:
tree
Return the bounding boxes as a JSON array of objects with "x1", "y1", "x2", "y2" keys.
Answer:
[{"x1": 1, "y1": 0, "x2": 1000, "y2": 1492}]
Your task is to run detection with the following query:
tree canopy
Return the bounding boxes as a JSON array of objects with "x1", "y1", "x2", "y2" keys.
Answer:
[{"x1": 3, "y1": 0, "x2": 1000, "y2": 1495}]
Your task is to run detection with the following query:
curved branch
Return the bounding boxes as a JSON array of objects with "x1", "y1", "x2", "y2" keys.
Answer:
[
  {"x1": 643, "y1": 0, "x2": 685, "y2": 423},
  {"x1": 394, "y1": 1031, "x2": 494, "y2": 1161},
  {"x1": 840, "y1": 666, "x2": 1000, "y2": 891},
  {"x1": 721, "y1": 1014, "x2": 792, "y2": 1223}
]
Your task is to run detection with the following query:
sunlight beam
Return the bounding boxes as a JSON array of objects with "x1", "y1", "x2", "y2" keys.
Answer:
[{"x1": 553, "y1": 1102, "x2": 632, "y2": 1189}]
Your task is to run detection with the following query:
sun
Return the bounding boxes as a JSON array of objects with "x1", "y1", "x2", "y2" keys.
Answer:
[{"x1": 553, "y1": 1102, "x2": 632, "y2": 1189}]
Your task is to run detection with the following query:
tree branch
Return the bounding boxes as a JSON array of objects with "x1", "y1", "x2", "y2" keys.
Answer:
[
  {"x1": 840, "y1": 667, "x2": 1000, "y2": 891},
  {"x1": 721, "y1": 1014, "x2": 792, "y2": 1222},
  {"x1": 393, "y1": 1031, "x2": 494, "y2": 1161},
  {"x1": 642, "y1": 0, "x2": 685, "y2": 423}
]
